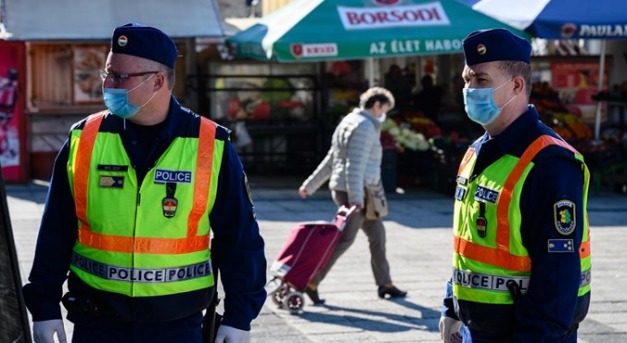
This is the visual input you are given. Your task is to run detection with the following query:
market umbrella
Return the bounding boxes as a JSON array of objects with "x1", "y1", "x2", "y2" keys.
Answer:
[
  {"x1": 226, "y1": 0, "x2": 528, "y2": 63},
  {"x1": 459, "y1": 0, "x2": 627, "y2": 140},
  {"x1": 458, "y1": 0, "x2": 627, "y2": 40}
]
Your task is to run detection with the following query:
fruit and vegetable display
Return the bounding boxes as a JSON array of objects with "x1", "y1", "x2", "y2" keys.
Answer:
[
  {"x1": 380, "y1": 111, "x2": 440, "y2": 152},
  {"x1": 531, "y1": 82, "x2": 593, "y2": 146}
]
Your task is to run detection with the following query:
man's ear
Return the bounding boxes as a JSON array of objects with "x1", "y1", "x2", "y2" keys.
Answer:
[
  {"x1": 153, "y1": 72, "x2": 166, "y2": 91},
  {"x1": 513, "y1": 76, "x2": 525, "y2": 95}
]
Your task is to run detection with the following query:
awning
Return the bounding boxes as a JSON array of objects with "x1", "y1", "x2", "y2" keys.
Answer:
[
  {"x1": 460, "y1": 0, "x2": 627, "y2": 140},
  {"x1": 460, "y1": 0, "x2": 627, "y2": 40},
  {"x1": 226, "y1": 0, "x2": 528, "y2": 62},
  {"x1": 1, "y1": 0, "x2": 225, "y2": 40}
]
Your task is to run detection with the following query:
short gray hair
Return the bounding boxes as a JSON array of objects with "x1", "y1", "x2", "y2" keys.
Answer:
[{"x1": 498, "y1": 61, "x2": 531, "y2": 98}]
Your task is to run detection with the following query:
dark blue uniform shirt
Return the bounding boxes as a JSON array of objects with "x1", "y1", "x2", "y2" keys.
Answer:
[
  {"x1": 22, "y1": 98, "x2": 267, "y2": 331},
  {"x1": 443, "y1": 105, "x2": 589, "y2": 342}
]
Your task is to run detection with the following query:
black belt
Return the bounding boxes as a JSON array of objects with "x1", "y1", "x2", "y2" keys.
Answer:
[{"x1": 62, "y1": 292, "x2": 117, "y2": 318}]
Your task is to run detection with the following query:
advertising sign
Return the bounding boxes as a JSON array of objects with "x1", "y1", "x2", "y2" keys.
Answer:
[
  {"x1": 550, "y1": 60, "x2": 610, "y2": 124},
  {"x1": 0, "y1": 42, "x2": 26, "y2": 182}
]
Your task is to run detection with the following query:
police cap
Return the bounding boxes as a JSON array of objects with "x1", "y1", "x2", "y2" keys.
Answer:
[
  {"x1": 111, "y1": 23, "x2": 178, "y2": 69},
  {"x1": 463, "y1": 28, "x2": 531, "y2": 66}
]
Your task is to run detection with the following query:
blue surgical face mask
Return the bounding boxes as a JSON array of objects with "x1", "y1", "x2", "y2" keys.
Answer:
[
  {"x1": 377, "y1": 112, "x2": 387, "y2": 123},
  {"x1": 463, "y1": 80, "x2": 516, "y2": 125},
  {"x1": 102, "y1": 74, "x2": 155, "y2": 118}
]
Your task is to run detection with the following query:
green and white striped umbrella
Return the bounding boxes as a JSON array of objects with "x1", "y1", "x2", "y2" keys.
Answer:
[{"x1": 226, "y1": 0, "x2": 528, "y2": 62}]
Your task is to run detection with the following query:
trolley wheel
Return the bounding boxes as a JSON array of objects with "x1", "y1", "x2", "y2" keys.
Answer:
[
  {"x1": 271, "y1": 283, "x2": 289, "y2": 308},
  {"x1": 283, "y1": 292, "x2": 304, "y2": 313},
  {"x1": 271, "y1": 289, "x2": 285, "y2": 307}
]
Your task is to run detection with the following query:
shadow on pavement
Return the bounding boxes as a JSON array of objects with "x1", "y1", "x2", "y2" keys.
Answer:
[{"x1": 295, "y1": 298, "x2": 440, "y2": 334}]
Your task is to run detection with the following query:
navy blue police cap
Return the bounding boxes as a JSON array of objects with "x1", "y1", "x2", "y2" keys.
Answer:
[
  {"x1": 463, "y1": 28, "x2": 531, "y2": 66},
  {"x1": 111, "y1": 23, "x2": 178, "y2": 69}
]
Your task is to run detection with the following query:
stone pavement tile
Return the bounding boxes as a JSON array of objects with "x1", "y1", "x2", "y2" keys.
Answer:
[
  {"x1": 290, "y1": 319, "x2": 364, "y2": 335},
  {"x1": 8, "y1": 184, "x2": 627, "y2": 342},
  {"x1": 251, "y1": 311, "x2": 315, "y2": 343},
  {"x1": 307, "y1": 331, "x2": 380, "y2": 342},
  {"x1": 261, "y1": 217, "x2": 447, "y2": 342},
  {"x1": 579, "y1": 317, "x2": 627, "y2": 343}
]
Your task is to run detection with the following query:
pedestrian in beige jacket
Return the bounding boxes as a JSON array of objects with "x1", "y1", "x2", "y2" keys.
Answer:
[{"x1": 298, "y1": 87, "x2": 407, "y2": 304}]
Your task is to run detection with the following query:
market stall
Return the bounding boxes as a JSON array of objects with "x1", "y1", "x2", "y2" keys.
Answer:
[
  {"x1": 463, "y1": 0, "x2": 627, "y2": 193},
  {"x1": 531, "y1": 81, "x2": 627, "y2": 194},
  {"x1": 223, "y1": 0, "x2": 525, "y2": 181},
  {"x1": 1, "y1": 0, "x2": 226, "y2": 181},
  {"x1": 194, "y1": 62, "x2": 322, "y2": 173}
]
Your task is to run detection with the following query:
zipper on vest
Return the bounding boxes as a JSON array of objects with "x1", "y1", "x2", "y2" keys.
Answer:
[{"x1": 131, "y1": 189, "x2": 141, "y2": 301}]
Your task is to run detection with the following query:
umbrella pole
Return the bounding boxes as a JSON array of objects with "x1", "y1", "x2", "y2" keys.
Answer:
[
  {"x1": 594, "y1": 40, "x2": 606, "y2": 142},
  {"x1": 367, "y1": 58, "x2": 374, "y2": 88}
]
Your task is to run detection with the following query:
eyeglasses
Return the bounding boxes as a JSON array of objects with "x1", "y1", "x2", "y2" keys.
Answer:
[{"x1": 99, "y1": 70, "x2": 158, "y2": 84}]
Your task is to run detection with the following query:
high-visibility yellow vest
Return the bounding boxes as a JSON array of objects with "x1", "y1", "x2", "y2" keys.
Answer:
[
  {"x1": 66, "y1": 112, "x2": 224, "y2": 297},
  {"x1": 452, "y1": 135, "x2": 591, "y2": 304}
]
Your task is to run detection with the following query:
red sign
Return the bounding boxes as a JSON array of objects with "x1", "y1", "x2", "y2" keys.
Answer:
[
  {"x1": 550, "y1": 60, "x2": 609, "y2": 123},
  {"x1": 0, "y1": 42, "x2": 26, "y2": 182},
  {"x1": 338, "y1": 2, "x2": 450, "y2": 30},
  {"x1": 373, "y1": 0, "x2": 401, "y2": 5},
  {"x1": 290, "y1": 44, "x2": 303, "y2": 58}
]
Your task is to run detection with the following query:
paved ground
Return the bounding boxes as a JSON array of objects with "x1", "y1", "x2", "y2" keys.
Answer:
[{"x1": 7, "y1": 178, "x2": 627, "y2": 342}]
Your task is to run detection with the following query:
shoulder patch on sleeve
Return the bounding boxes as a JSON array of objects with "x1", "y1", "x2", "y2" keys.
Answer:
[{"x1": 554, "y1": 199, "x2": 576, "y2": 235}]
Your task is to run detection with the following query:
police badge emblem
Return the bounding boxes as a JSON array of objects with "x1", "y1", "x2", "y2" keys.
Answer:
[
  {"x1": 117, "y1": 35, "x2": 128, "y2": 47},
  {"x1": 553, "y1": 199, "x2": 576, "y2": 235},
  {"x1": 162, "y1": 197, "x2": 178, "y2": 218},
  {"x1": 476, "y1": 43, "x2": 487, "y2": 55}
]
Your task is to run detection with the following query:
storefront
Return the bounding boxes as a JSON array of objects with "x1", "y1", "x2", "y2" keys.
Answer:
[
  {"x1": 530, "y1": 53, "x2": 627, "y2": 194},
  {"x1": 223, "y1": 0, "x2": 524, "y2": 189},
  {"x1": 189, "y1": 59, "x2": 324, "y2": 173},
  {"x1": 1, "y1": 0, "x2": 224, "y2": 182}
]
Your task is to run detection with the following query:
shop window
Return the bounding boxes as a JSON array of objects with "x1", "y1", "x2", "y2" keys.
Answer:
[
  {"x1": 191, "y1": 62, "x2": 323, "y2": 173},
  {"x1": 28, "y1": 43, "x2": 74, "y2": 109},
  {"x1": 27, "y1": 42, "x2": 186, "y2": 112}
]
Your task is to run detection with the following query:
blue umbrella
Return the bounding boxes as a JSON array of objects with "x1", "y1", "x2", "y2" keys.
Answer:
[
  {"x1": 459, "y1": 0, "x2": 627, "y2": 140},
  {"x1": 459, "y1": 0, "x2": 627, "y2": 40}
]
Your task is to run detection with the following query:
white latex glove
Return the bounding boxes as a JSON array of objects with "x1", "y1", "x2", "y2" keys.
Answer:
[
  {"x1": 214, "y1": 324, "x2": 250, "y2": 343},
  {"x1": 438, "y1": 315, "x2": 463, "y2": 343},
  {"x1": 33, "y1": 319, "x2": 67, "y2": 343}
]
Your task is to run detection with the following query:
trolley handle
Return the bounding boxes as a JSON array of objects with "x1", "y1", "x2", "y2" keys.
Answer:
[{"x1": 334, "y1": 205, "x2": 357, "y2": 232}]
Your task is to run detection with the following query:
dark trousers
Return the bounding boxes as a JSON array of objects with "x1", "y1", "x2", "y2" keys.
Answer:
[{"x1": 71, "y1": 312, "x2": 203, "y2": 343}]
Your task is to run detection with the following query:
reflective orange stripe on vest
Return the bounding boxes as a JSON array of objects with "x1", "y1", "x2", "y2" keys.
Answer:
[
  {"x1": 458, "y1": 147, "x2": 475, "y2": 175},
  {"x1": 187, "y1": 118, "x2": 215, "y2": 237},
  {"x1": 74, "y1": 115, "x2": 217, "y2": 254},
  {"x1": 456, "y1": 135, "x2": 585, "y2": 272},
  {"x1": 75, "y1": 112, "x2": 104, "y2": 233}
]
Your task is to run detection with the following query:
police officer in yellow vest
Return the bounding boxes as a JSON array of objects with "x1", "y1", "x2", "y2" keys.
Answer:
[
  {"x1": 438, "y1": 28, "x2": 591, "y2": 342},
  {"x1": 22, "y1": 23, "x2": 266, "y2": 343}
]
